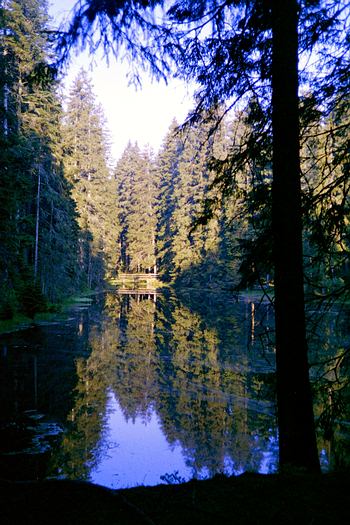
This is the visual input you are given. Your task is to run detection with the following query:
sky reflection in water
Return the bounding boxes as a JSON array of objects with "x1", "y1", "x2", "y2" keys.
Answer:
[
  {"x1": 89, "y1": 389, "x2": 278, "y2": 488},
  {"x1": 2, "y1": 291, "x2": 348, "y2": 487},
  {"x1": 84, "y1": 293, "x2": 279, "y2": 487},
  {"x1": 90, "y1": 391, "x2": 193, "y2": 488}
]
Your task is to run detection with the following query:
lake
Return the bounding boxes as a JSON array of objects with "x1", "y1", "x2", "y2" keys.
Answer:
[{"x1": 0, "y1": 290, "x2": 349, "y2": 488}]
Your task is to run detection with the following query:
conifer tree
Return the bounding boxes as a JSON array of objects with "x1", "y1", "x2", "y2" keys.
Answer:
[
  {"x1": 63, "y1": 69, "x2": 119, "y2": 287},
  {"x1": 0, "y1": 0, "x2": 81, "y2": 314},
  {"x1": 155, "y1": 119, "x2": 183, "y2": 280},
  {"x1": 155, "y1": 114, "x2": 236, "y2": 287},
  {"x1": 114, "y1": 142, "x2": 157, "y2": 273}
]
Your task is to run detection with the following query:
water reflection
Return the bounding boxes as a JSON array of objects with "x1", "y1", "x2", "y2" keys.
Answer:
[
  {"x1": 46, "y1": 292, "x2": 278, "y2": 486},
  {"x1": 0, "y1": 291, "x2": 349, "y2": 487},
  {"x1": 90, "y1": 391, "x2": 192, "y2": 488}
]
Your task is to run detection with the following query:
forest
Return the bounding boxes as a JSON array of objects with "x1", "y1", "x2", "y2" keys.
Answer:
[
  {"x1": 0, "y1": 0, "x2": 349, "y2": 486},
  {"x1": 0, "y1": 0, "x2": 246, "y2": 320},
  {"x1": 2, "y1": 0, "x2": 348, "y2": 313}
]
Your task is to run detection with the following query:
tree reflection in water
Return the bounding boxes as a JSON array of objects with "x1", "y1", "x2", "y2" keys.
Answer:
[
  {"x1": 1, "y1": 291, "x2": 348, "y2": 487},
  {"x1": 49, "y1": 292, "x2": 278, "y2": 487}
]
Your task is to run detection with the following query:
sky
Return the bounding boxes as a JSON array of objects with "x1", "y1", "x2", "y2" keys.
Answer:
[{"x1": 49, "y1": 1, "x2": 194, "y2": 163}]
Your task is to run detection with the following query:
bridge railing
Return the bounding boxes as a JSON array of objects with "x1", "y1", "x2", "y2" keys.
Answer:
[{"x1": 117, "y1": 273, "x2": 157, "y2": 280}]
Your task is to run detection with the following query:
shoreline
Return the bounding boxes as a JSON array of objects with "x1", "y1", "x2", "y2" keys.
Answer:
[{"x1": 1, "y1": 472, "x2": 348, "y2": 524}]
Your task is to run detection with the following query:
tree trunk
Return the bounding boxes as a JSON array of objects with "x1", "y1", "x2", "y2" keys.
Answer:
[
  {"x1": 34, "y1": 167, "x2": 41, "y2": 282},
  {"x1": 271, "y1": 0, "x2": 320, "y2": 472}
]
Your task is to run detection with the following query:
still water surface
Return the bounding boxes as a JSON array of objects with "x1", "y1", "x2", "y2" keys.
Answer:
[{"x1": 0, "y1": 291, "x2": 348, "y2": 487}]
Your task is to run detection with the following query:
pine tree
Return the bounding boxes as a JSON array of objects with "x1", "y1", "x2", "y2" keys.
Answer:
[
  {"x1": 63, "y1": 69, "x2": 119, "y2": 287},
  {"x1": 114, "y1": 142, "x2": 157, "y2": 274},
  {"x1": 0, "y1": 0, "x2": 81, "y2": 314},
  {"x1": 155, "y1": 113, "x2": 236, "y2": 287},
  {"x1": 155, "y1": 119, "x2": 183, "y2": 280}
]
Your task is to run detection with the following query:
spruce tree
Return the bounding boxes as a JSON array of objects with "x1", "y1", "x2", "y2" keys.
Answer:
[
  {"x1": 114, "y1": 142, "x2": 157, "y2": 274},
  {"x1": 0, "y1": 0, "x2": 81, "y2": 314},
  {"x1": 155, "y1": 119, "x2": 183, "y2": 280},
  {"x1": 63, "y1": 69, "x2": 119, "y2": 287},
  {"x1": 155, "y1": 114, "x2": 236, "y2": 287}
]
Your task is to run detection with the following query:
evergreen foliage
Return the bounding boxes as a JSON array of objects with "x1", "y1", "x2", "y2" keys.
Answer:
[
  {"x1": 155, "y1": 115, "x2": 239, "y2": 288},
  {"x1": 57, "y1": 1, "x2": 349, "y2": 299},
  {"x1": 62, "y1": 69, "x2": 119, "y2": 287},
  {"x1": 114, "y1": 141, "x2": 156, "y2": 273},
  {"x1": 0, "y1": 3, "x2": 120, "y2": 316},
  {"x1": 0, "y1": 0, "x2": 82, "y2": 316}
]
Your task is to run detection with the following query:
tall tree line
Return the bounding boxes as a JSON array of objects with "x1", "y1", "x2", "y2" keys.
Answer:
[
  {"x1": 114, "y1": 115, "x2": 240, "y2": 287},
  {"x1": 0, "y1": 0, "x2": 80, "y2": 317},
  {"x1": 0, "y1": 1, "x2": 118, "y2": 319},
  {"x1": 114, "y1": 99, "x2": 349, "y2": 295}
]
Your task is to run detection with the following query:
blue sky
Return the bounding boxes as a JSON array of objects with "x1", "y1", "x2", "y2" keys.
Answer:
[{"x1": 49, "y1": 0, "x2": 193, "y2": 162}]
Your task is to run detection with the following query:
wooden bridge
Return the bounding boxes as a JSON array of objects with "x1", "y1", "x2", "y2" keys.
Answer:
[{"x1": 117, "y1": 273, "x2": 158, "y2": 289}]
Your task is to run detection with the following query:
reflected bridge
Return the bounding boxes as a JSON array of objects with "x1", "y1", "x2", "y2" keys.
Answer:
[{"x1": 117, "y1": 272, "x2": 158, "y2": 289}]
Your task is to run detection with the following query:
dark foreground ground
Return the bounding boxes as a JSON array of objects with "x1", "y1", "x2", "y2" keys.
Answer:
[{"x1": 1, "y1": 473, "x2": 348, "y2": 524}]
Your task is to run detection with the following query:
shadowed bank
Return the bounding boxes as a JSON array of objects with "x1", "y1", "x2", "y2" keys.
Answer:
[{"x1": 1, "y1": 473, "x2": 349, "y2": 524}]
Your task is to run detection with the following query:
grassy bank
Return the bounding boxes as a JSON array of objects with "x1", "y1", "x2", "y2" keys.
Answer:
[{"x1": 0, "y1": 293, "x2": 94, "y2": 335}]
